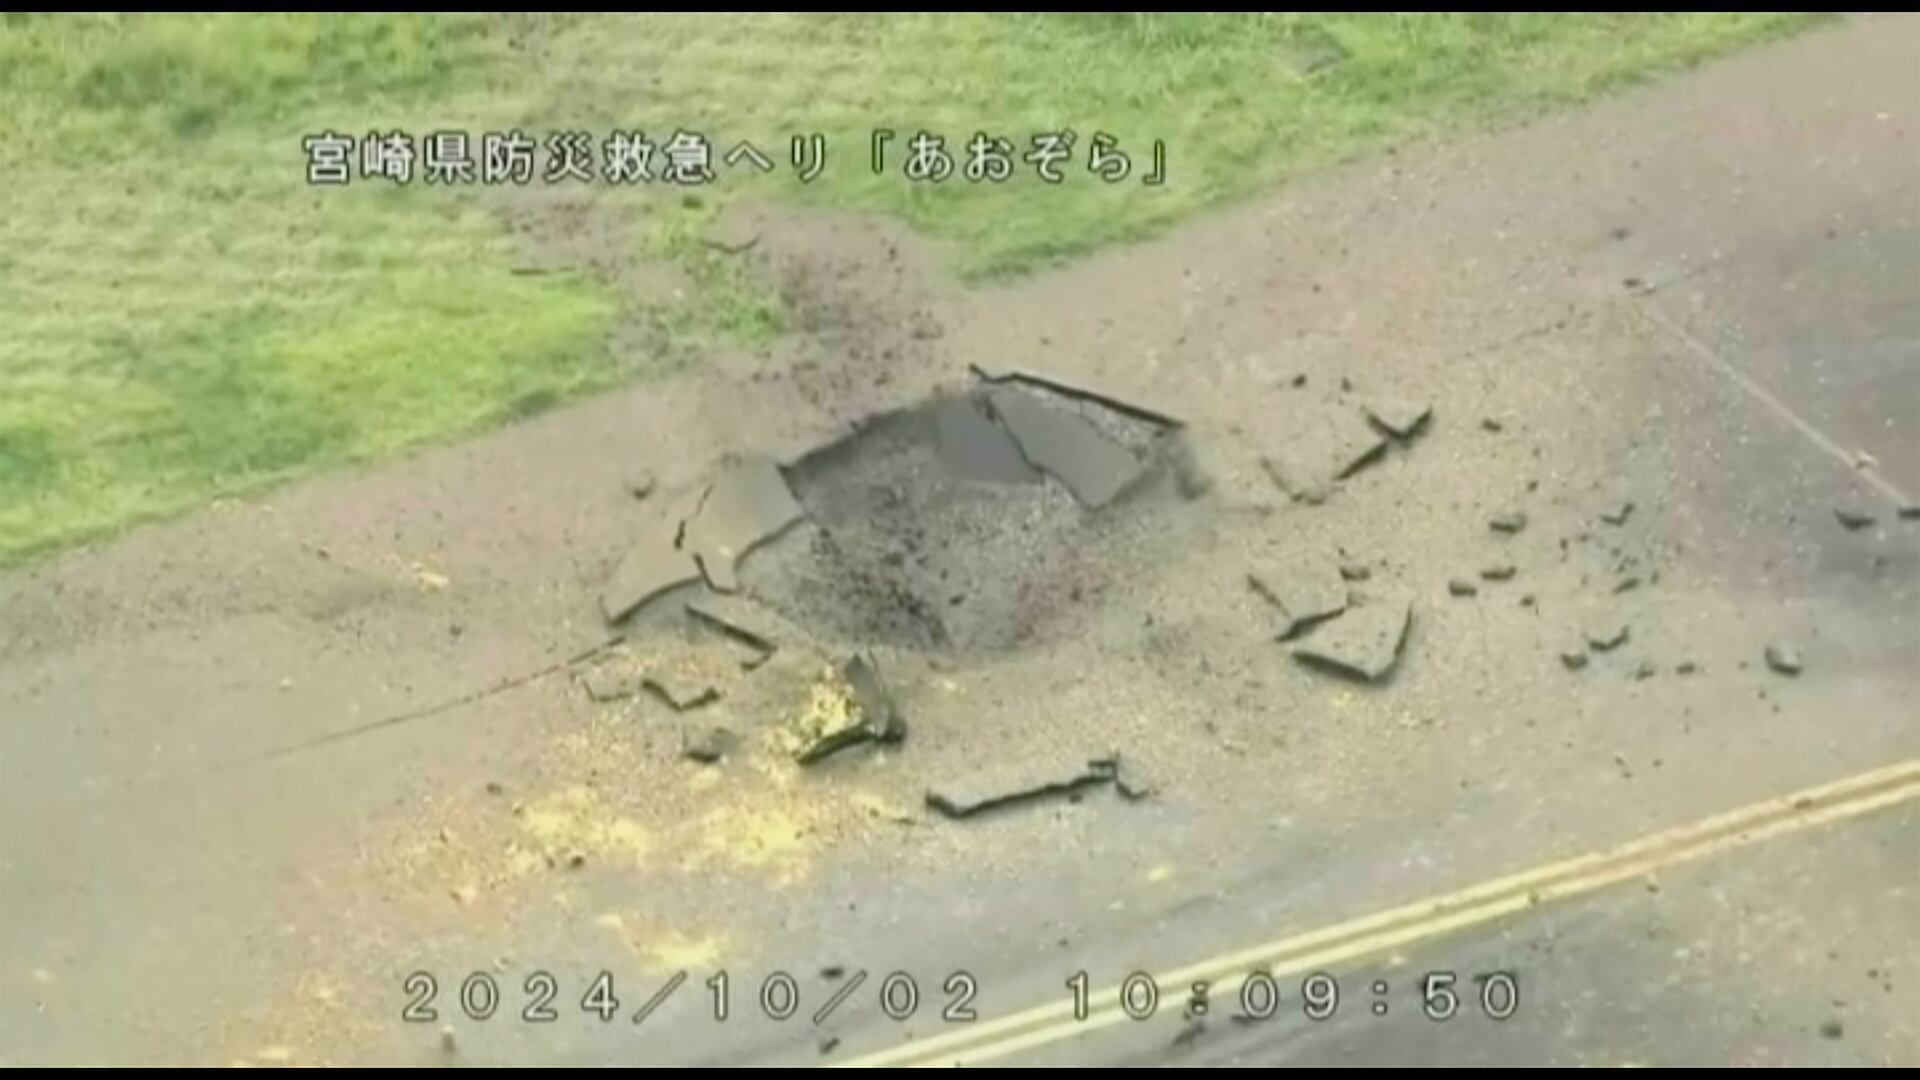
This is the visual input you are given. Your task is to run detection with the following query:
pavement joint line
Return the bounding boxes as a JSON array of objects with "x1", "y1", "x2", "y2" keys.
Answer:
[
  {"x1": 1635, "y1": 300, "x2": 1912, "y2": 507},
  {"x1": 831, "y1": 758, "x2": 1920, "y2": 1068}
]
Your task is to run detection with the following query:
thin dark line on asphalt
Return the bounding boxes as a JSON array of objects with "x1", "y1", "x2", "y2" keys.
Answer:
[{"x1": 1634, "y1": 301, "x2": 1912, "y2": 507}]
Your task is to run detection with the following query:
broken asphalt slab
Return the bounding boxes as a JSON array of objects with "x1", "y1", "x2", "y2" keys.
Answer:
[
  {"x1": 685, "y1": 591, "x2": 802, "y2": 665},
  {"x1": 967, "y1": 364, "x2": 1182, "y2": 428},
  {"x1": 680, "y1": 456, "x2": 806, "y2": 593},
  {"x1": 987, "y1": 388, "x2": 1146, "y2": 509},
  {"x1": 600, "y1": 498, "x2": 704, "y2": 623},
  {"x1": 932, "y1": 394, "x2": 1042, "y2": 485},
  {"x1": 1260, "y1": 402, "x2": 1389, "y2": 499},
  {"x1": 1290, "y1": 594, "x2": 1413, "y2": 683},
  {"x1": 926, "y1": 752, "x2": 1115, "y2": 819},
  {"x1": 1246, "y1": 557, "x2": 1349, "y2": 640}
]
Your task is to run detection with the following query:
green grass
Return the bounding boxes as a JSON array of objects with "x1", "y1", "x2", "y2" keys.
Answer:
[{"x1": 0, "y1": 13, "x2": 1824, "y2": 562}]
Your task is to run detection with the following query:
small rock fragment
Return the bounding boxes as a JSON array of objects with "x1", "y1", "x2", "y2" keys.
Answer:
[
  {"x1": 1819, "y1": 1018, "x2": 1844, "y2": 1040},
  {"x1": 441, "y1": 1026, "x2": 457, "y2": 1054},
  {"x1": 627, "y1": 470, "x2": 657, "y2": 500},
  {"x1": 1834, "y1": 508, "x2": 1875, "y2": 531},
  {"x1": 1489, "y1": 511, "x2": 1528, "y2": 535},
  {"x1": 1480, "y1": 564, "x2": 1517, "y2": 582},
  {"x1": 1520, "y1": 594, "x2": 1537, "y2": 608},
  {"x1": 1900, "y1": 504, "x2": 1920, "y2": 521},
  {"x1": 682, "y1": 726, "x2": 736, "y2": 764},
  {"x1": 927, "y1": 753, "x2": 1113, "y2": 819},
  {"x1": 1614, "y1": 575, "x2": 1642, "y2": 594},
  {"x1": 1561, "y1": 650, "x2": 1589, "y2": 671},
  {"x1": 1764, "y1": 643, "x2": 1803, "y2": 677},
  {"x1": 1339, "y1": 562, "x2": 1372, "y2": 582},
  {"x1": 1291, "y1": 373, "x2": 1308, "y2": 388},
  {"x1": 1481, "y1": 417, "x2": 1504, "y2": 433},
  {"x1": 1291, "y1": 595, "x2": 1413, "y2": 683},
  {"x1": 821, "y1": 966, "x2": 845, "y2": 980},
  {"x1": 1587, "y1": 625, "x2": 1630, "y2": 652},
  {"x1": 1634, "y1": 660, "x2": 1657, "y2": 681},
  {"x1": 1600, "y1": 501, "x2": 1635, "y2": 526},
  {"x1": 819, "y1": 1036, "x2": 841, "y2": 1056},
  {"x1": 1676, "y1": 661, "x2": 1698, "y2": 676},
  {"x1": 1448, "y1": 578, "x2": 1478, "y2": 598}
]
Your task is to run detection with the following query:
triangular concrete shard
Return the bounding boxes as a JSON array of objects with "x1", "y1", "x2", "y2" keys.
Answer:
[
  {"x1": 1247, "y1": 558, "x2": 1349, "y2": 640},
  {"x1": 1356, "y1": 396, "x2": 1432, "y2": 439},
  {"x1": 601, "y1": 512, "x2": 702, "y2": 623},
  {"x1": 681, "y1": 456, "x2": 805, "y2": 593},
  {"x1": 932, "y1": 395, "x2": 1040, "y2": 485},
  {"x1": 988, "y1": 388, "x2": 1145, "y2": 509},
  {"x1": 1291, "y1": 595, "x2": 1412, "y2": 682}
]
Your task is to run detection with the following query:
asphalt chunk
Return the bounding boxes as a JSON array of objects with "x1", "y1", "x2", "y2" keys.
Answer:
[
  {"x1": 1561, "y1": 650, "x2": 1590, "y2": 671},
  {"x1": 779, "y1": 654, "x2": 906, "y2": 765},
  {"x1": 681, "y1": 457, "x2": 806, "y2": 593},
  {"x1": 1291, "y1": 595, "x2": 1412, "y2": 683},
  {"x1": 1448, "y1": 578, "x2": 1478, "y2": 597},
  {"x1": 626, "y1": 469, "x2": 657, "y2": 501},
  {"x1": 1489, "y1": 510, "x2": 1529, "y2": 535},
  {"x1": 1614, "y1": 575, "x2": 1642, "y2": 594},
  {"x1": 1587, "y1": 624, "x2": 1631, "y2": 652},
  {"x1": 1764, "y1": 643, "x2": 1803, "y2": 677},
  {"x1": 988, "y1": 388, "x2": 1145, "y2": 509},
  {"x1": 1634, "y1": 660, "x2": 1657, "y2": 681},
  {"x1": 682, "y1": 726, "x2": 736, "y2": 764},
  {"x1": 1600, "y1": 501, "x2": 1635, "y2": 526},
  {"x1": 1480, "y1": 564, "x2": 1517, "y2": 582},
  {"x1": 927, "y1": 753, "x2": 1114, "y2": 819},
  {"x1": 1481, "y1": 417, "x2": 1505, "y2": 433},
  {"x1": 932, "y1": 394, "x2": 1041, "y2": 485},
  {"x1": 1676, "y1": 661, "x2": 1698, "y2": 675},
  {"x1": 1248, "y1": 558, "x2": 1349, "y2": 640},
  {"x1": 1339, "y1": 562, "x2": 1372, "y2": 583},
  {"x1": 1834, "y1": 507, "x2": 1875, "y2": 531},
  {"x1": 1356, "y1": 396, "x2": 1432, "y2": 440}
]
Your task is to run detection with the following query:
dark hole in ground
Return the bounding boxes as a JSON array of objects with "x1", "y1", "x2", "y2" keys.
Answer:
[{"x1": 740, "y1": 382, "x2": 1188, "y2": 655}]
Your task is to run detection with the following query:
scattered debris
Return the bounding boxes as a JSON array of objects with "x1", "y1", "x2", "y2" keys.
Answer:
[
  {"x1": 1599, "y1": 501, "x2": 1635, "y2": 526},
  {"x1": 1339, "y1": 562, "x2": 1372, "y2": 582},
  {"x1": 1613, "y1": 575, "x2": 1642, "y2": 594},
  {"x1": 1480, "y1": 564, "x2": 1517, "y2": 582},
  {"x1": 1819, "y1": 1018, "x2": 1844, "y2": 1041},
  {"x1": 932, "y1": 394, "x2": 1041, "y2": 485},
  {"x1": 1481, "y1": 417, "x2": 1505, "y2": 433},
  {"x1": 1676, "y1": 661, "x2": 1698, "y2": 676},
  {"x1": 1834, "y1": 507, "x2": 1875, "y2": 531},
  {"x1": 1634, "y1": 660, "x2": 1657, "y2": 681},
  {"x1": 1448, "y1": 578, "x2": 1478, "y2": 598},
  {"x1": 1587, "y1": 625, "x2": 1630, "y2": 652},
  {"x1": 1764, "y1": 643, "x2": 1803, "y2": 677},
  {"x1": 1291, "y1": 595, "x2": 1412, "y2": 683},
  {"x1": 1489, "y1": 511, "x2": 1529, "y2": 535},
  {"x1": 778, "y1": 654, "x2": 905, "y2": 764},
  {"x1": 1248, "y1": 558, "x2": 1349, "y2": 640},
  {"x1": 682, "y1": 726, "x2": 736, "y2": 764},
  {"x1": 627, "y1": 470, "x2": 657, "y2": 500},
  {"x1": 988, "y1": 388, "x2": 1146, "y2": 509},
  {"x1": 1356, "y1": 396, "x2": 1432, "y2": 440},
  {"x1": 681, "y1": 457, "x2": 806, "y2": 593},
  {"x1": 927, "y1": 753, "x2": 1114, "y2": 819},
  {"x1": 1561, "y1": 650, "x2": 1589, "y2": 671}
]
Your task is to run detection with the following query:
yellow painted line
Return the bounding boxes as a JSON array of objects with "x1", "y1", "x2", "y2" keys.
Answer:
[{"x1": 833, "y1": 759, "x2": 1920, "y2": 1068}]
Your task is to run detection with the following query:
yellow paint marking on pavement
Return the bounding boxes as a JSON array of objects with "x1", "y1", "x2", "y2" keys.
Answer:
[{"x1": 833, "y1": 759, "x2": 1920, "y2": 1068}]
